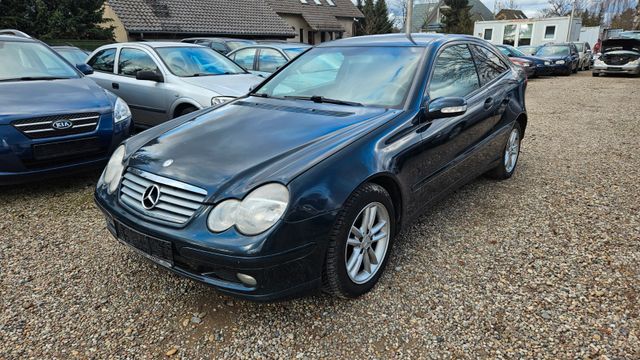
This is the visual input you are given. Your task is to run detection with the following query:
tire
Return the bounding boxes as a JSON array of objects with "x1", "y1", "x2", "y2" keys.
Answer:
[
  {"x1": 322, "y1": 183, "x2": 396, "y2": 299},
  {"x1": 572, "y1": 66, "x2": 578, "y2": 74},
  {"x1": 175, "y1": 105, "x2": 198, "y2": 118},
  {"x1": 592, "y1": 72, "x2": 599, "y2": 77},
  {"x1": 486, "y1": 122, "x2": 522, "y2": 180}
]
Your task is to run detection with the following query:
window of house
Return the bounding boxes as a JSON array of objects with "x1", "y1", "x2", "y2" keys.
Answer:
[
  {"x1": 544, "y1": 25, "x2": 556, "y2": 40},
  {"x1": 429, "y1": 45, "x2": 480, "y2": 99},
  {"x1": 258, "y1": 48, "x2": 288, "y2": 73},
  {"x1": 230, "y1": 48, "x2": 257, "y2": 70},
  {"x1": 471, "y1": 45, "x2": 509, "y2": 86},
  {"x1": 313, "y1": 0, "x2": 321, "y2": 4},
  {"x1": 503, "y1": 24, "x2": 516, "y2": 46},
  {"x1": 87, "y1": 48, "x2": 116, "y2": 73},
  {"x1": 326, "y1": 0, "x2": 336, "y2": 5},
  {"x1": 483, "y1": 28, "x2": 493, "y2": 41},
  {"x1": 299, "y1": 28, "x2": 304, "y2": 43},
  {"x1": 117, "y1": 48, "x2": 159, "y2": 76},
  {"x1": 518, "y1": 24, "x2": 533, "y2": 46},
  {"x1": 300, "y1": 0, "x2": 308, "y2": 3}
]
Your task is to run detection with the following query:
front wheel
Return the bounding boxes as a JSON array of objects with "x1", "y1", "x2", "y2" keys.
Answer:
[
  {"x1": 322, "y1": 183, "x2": 395, "y2": 298},
  {"x1": 486, "y1": 123, "x2": 522, "y2": 180}
]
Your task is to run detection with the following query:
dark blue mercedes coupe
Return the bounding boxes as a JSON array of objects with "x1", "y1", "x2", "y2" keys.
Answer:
[{"x1": 95, "y1": 34, "x2": 528, "y2": 301}]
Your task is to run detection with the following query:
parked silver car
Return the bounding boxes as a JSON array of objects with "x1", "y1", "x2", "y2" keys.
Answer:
[
  {"x1": 572, "y1": 41, "x2": 592, "y2": 70},
  {"x1": 87, "y1": 42, "x2": 263, "y2": 128},
  {"x1": 227, "y1": 43, "x2": 311, "y2": 77}
]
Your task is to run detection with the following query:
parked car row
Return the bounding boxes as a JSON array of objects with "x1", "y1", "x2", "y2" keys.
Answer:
[
  {"x1": 499, "y1": 42, "x2": 588, "y2": 77},
  {"x1": 1, "y1": 29, "x2": 529, "y2": 301}
]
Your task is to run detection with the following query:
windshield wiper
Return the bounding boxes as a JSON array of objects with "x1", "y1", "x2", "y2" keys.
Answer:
[
  {"x1": 284, "y1": 95, "x2": 363, "y2": 107},
  {"x1": 0, "y1": 76, "x2": 72, "y2": 82}
]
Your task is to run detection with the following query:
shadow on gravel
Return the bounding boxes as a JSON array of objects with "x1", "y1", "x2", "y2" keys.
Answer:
[{"x1": 0, "y1": 169, "x2": 102, "y2": 199}]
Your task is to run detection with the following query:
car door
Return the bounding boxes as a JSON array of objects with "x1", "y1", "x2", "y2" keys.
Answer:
[
  {"x1": 86, "y1": 47, "x2": 118, "y2": 91},
  {"x1": 230, "y1": 47, "x2": 265, "y2": 76},
  {"x1": 410, "y1": 44, "x2": 485, "y2": 208},
  {"x1": 113, "y1": 47, "x2": 169, "y2": 127}
]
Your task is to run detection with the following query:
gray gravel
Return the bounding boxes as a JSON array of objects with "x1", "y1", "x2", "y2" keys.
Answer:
[{"x1": 1, "y1": 71, "x2": 639, "y2": 359}]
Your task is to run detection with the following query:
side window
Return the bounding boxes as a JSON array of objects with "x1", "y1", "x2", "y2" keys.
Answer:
[
  {"x1": 429, "y1": 45, "x2": 480, "y2": 99},
  {"x1": 258, "y1": 48, "x2": 288, "y2": 73},
  {"x1": 210, "y1": 41, "x2": 227, "y2": 54},
  {"x1": 87, "y1": 48, "x2": 116, "y2": 73},
  {"x1": 231, "y1": 48, "x2": 257, "y2": 70},
  {"x1": 118, "y1": 48, "x2": 160, "y2": 76},
  {"x1": 544, "y1": 26, "x2": 556, "y2": 40},
  {"x1": 472, "y1": 45, "x2": 509, "y2": 85}
]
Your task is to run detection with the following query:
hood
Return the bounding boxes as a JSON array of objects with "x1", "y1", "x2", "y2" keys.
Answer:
[
  {"x1": 602, "y1": 39, "x2": 640, "y2": 53},
  {"x1": 519, "y1": 55, "x2": 547, "y2": 64},
  {"x1": 126, "y1": 97, "x2": 400, "y2": 201},
  {"x1": 0, "y1": 77, "x2": 113, "y2": 124},
  {"x1": 178, "y1": 73, "x2": 264, "y2": 96}
]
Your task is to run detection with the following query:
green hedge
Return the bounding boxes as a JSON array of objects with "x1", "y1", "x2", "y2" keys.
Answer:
[{"x1": 46, "y1": 39, "x2": 114, "y2": 51}]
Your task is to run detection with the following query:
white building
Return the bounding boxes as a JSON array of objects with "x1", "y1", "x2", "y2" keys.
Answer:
[{"x1": 473, "y1": 16, "x2": 582, "y2": 47}]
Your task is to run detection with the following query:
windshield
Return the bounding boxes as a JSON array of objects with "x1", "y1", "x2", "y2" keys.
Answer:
[
  {"x1": 284, "y1": 47, "x2": 309, "y2": 58},
  {"x1": 0, "y1": 41, "x2": 80, "y2": 81},
  {"x1": 620, "y1": 32, "x2": 640, "y2": 40},
  {"x1": 155, "y1": 47, "x2": 246, "y2": 77},
  {"x1": 518, "y1": 46, "x2": 538, "y2": 55},
  {"x1": 536, "y1": 46, "x2": 569, "y2": 56},
  {"x1": 227, "y1": 41, "x2": 256, "y2": 51},
  {"x1": 56, "y1": 48, "x2": 88, "y2": 65},
  {"x1": 254, "y1": 46, "x2": 423, "y2": 108},
  {"x1": 500, "y1": 46, "x2": 526, "y2": 57}
]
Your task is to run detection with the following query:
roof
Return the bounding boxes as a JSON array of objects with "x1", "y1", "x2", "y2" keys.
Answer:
[
  {"x1": 407, "y1": 0, "x2": 494, "y2": 32},
  {"x1": 106, "y1": 0, "x2": 296, "y2": 37},
  {"x1": 317, "y1": 33, "x2": 477, "y2": 47},
  {"x1": 496, "y1": 9, "x2": 528, "y2": 20},
  {"x1": 264, "y1": 0, "x2": 363, "y2": 32}
]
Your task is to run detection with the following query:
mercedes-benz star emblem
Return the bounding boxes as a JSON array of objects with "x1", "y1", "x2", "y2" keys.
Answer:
[{"x1": 141, "y1": 184, "x2": 161, "y2": 210}]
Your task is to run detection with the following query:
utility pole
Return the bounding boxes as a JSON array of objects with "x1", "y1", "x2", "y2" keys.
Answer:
[
  {"x1": 406, "y1": 0, "x2": 414, "y2": 38},
  {"x1": 567, "y1": 0, "x2": 577, "y2": 41}
]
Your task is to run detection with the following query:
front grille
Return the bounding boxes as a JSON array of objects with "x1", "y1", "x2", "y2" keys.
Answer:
[
  {"x1": 119, "y1": 168, "x2": 208, "y2": 225},
  {"x1": 12, "y1": 112, "x2": 101, "y2": 139},
  {"x1": 603, "y1": 54, "x2": 638, "y2": 66}
]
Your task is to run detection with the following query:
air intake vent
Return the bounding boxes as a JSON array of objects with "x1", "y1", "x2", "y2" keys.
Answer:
[{"x1": 234, "y1": 101, "x2": 353, "y2": 117}]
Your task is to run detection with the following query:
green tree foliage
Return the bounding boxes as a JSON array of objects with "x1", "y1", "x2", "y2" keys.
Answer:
[
  {"x1": 357, "y1": 0, "x2": 394, "y2": 35},
  {"x1": 441, "y1": 0, "x2": 474, "y2": 34},
  {"x1": 0, "y1": 0, "x2": 113, "y2": 40}
]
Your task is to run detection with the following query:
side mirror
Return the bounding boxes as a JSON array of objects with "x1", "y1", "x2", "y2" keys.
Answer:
[
  {"x1": 76, "y1": 63, "x2": 94, "y2": 75},
  {"x1": 136, "y1": 70, "x2": 164, "y2": 83},
  {"x1": 427, "y1": 97, "x2": 467, "y2": 119}
]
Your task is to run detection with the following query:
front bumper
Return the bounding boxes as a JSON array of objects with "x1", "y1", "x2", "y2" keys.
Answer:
[
  {"x1": 592, "y1": 63, "x2": 640, "y2": 75},
  {"x1": 0, "y1": 114, "x2": 130, "y2": 185},
  {"x1": 94, "y1": 191, "x2": 337, "y2": 301}
]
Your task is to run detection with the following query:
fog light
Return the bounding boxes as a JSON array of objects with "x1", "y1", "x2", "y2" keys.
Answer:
[{"x1": 236, "y1": 273, "x2": 257, "y2": 287}]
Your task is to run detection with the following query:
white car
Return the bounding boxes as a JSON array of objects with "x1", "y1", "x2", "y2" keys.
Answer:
[{"x1": 86, "y1": 42, "x2": 263, "y2": 128}]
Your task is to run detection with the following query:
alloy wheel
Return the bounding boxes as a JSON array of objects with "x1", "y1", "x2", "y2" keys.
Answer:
[
  {"x1": 344, "y1": 202, "x2": 390, "y2": 284},
  {"x1": 504, "y1": 127, "x2": 520, "y2": 173}
]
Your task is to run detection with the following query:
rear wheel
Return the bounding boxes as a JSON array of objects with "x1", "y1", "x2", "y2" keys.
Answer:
[
  {"x1": 322, "y1": 183, "x2": 395, "y2": 298},
  {"x1": 487, "y1": 123, "x2": 522, "y2": 180}
]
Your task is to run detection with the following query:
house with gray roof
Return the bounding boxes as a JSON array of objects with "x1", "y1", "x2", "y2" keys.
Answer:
[
  {"x1": 103, "y1": 0, "x2": 362, "y2": 44},
  {"x1": 406, "y1": 0, "x2": 494, "y2": 33}
]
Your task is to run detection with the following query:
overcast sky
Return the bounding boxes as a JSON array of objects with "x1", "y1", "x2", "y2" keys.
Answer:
[{"x1": 480, "y1": 0, "x2": 550, "y2": 17}]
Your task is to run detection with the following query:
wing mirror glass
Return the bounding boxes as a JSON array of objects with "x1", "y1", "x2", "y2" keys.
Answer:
[
  {"x1": 76, "y1": 63, "x2": 94, "y2": 75},
  {"x1": 427, "y1": 97, "x2": 467, "y2": 119},
  {"x1": 136, "y1": 70, "x2": 164, "y2": 83}
]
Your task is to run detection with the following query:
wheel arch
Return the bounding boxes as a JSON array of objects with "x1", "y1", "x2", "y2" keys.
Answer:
[
  {"x1": 364, "y1": 173, "x2": 404, "y2": 233},
  {"x1": 171, "y1": 100, "x2": 202, "y2": 118},
  {"x1": 516, "y1": 112, "x2": 528, "y2": 137}
]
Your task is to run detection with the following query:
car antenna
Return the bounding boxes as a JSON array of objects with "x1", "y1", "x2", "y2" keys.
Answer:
[{"x1": 405, "y1": 0, "x2": 416, "y2": 44}]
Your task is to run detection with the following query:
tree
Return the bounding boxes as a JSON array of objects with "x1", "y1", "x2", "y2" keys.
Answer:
[
  {"x1": 441, "y1": 0, "x2": 474, "y2": 35},
  {"x1": 539, "y1": 0, "x2": 574, "y2": 17},
  {"x1": 0, "y1": 0, "x2": 113, "y2": 40},
  {"x1": 357, "y1": 0, "x2": 394, "y2": 35},
  {"x1": 610, "y1": 7, "x2": 636, "y2": 29}
]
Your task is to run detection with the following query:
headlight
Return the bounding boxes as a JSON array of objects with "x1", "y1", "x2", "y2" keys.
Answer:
[
  {"x1": 100, "y1": 145, "x2": 126, "y2": 194},
  {"x1": 556, "y1": 60, "x2": 566, "y2": 65},
  {"x1": 629, "y1": 59, "x2": 640, "y2": 65},
  {"x1": 114, "y1": 97, "x2": 131, "y2": 123},
  {"x1": 211, "y1": 96, "x2": 235, "y2": 106},
  {"x1": 595, "y1": 59, "x2": 605, "y2": 66},
  {"x1": 207, "y1": 183, "x2": 289, "y2": 235}
]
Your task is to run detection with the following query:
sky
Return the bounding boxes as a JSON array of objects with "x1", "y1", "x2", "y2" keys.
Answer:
[{"x1": 480, "y1": 0, "x2": 550, "y2": 17}]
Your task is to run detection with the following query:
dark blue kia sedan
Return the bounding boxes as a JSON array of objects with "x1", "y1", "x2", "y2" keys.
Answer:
[
  {"x1": 95, "y1": 34, "x2": 528, "y2": 300},
  {"x1": 0, "y1": 32, "x2": 132, "y2": 184}
]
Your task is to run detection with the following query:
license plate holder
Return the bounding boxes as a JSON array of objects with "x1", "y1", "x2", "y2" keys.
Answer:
[{"x1": 115, "y1": 222, "x2": 174, "y2": 267}]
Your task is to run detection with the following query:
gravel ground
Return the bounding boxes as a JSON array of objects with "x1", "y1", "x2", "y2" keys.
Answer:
[{"x1": 1, "y1": 71, "x2": 639, "y2": 359}]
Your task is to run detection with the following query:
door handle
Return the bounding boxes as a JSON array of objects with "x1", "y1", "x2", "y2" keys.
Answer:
[
  {"x1": 112, "y1": 82, "x2": 119, "y2": 90},
  {"x1": 483, "y1": 98, "x2": 493, "y2": 109}
]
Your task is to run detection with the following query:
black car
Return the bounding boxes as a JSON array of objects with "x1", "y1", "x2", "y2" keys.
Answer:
[
  {"x1": 95, "y1": 34, "x2": 528, "y2": 301},
  {"x1": 496, "y1": 44, "x2": 551, "y2": 77},
  {"x1": 181, "y1": 37, "x2": 257, "y2": 55},
  {"x1": 534, "y1": 43, "x2": 580, "y2": 76}
]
